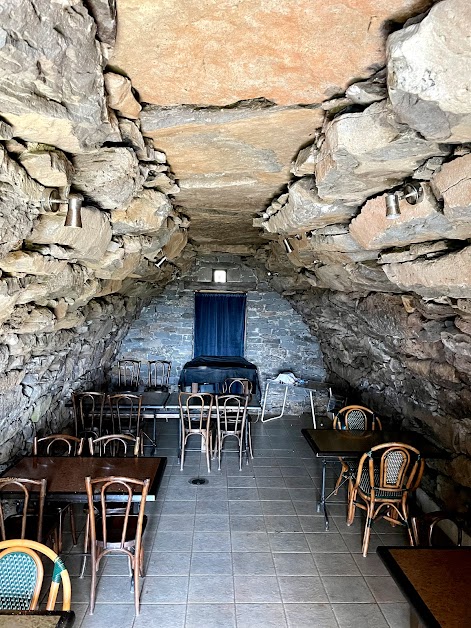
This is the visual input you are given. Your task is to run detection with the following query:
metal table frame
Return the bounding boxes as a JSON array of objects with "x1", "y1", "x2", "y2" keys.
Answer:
[{"x1": 260, "y1": 380, "x2": 330, "y2": 426}]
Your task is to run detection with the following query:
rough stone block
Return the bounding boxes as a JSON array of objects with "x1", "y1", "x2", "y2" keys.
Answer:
[
  {"x1": 18, "y1": 149, "x2": 73, "y2": 187},
  {"x1": 104, "y1": 72, "x2": 141, "y2": 120},
  {"x1": 431, "y1": 153, "x2": 471, "y2": 229},
  {"x1": 111, "y1": 189, "x2": 172, "y2": 236}
]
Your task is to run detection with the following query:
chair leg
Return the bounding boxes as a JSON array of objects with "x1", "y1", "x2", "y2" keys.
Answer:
[
  {"x1": 89, "y1": 545, "x2": 97, "y2": 614},
  {"x1": 347, "y1": 485, "x2": 356, "y2": 526},
  {"x1": 69, "y1": 504, "x2": 78, "y2": 546},
  {"x1": 362, "y1": 503, "x2": 374, "y2": 557},
  {"x1": 80, "y1": 513, "x2": 90, "y2": 578},
  {"x1": 239, "y1": 435, "x2": 243, "y2": 471},
  {"x1": 134, "y1": 559, "x2": 141, "y2": 615},
  {"x1": 248, "y1": 422, "x2": 254, "y2": 459},
  {"x1": 180, "y1": 434, "x2": 186, "y2": 471},
  {"x1": 205, "y1": 433, "x2": 211, "y2": 473},
  {"x1": 334, "y1": 459, "x2": 349, "y2": 495},
  {"x1": 218, "y1": 430, "x2": 222, "y2": 471}
]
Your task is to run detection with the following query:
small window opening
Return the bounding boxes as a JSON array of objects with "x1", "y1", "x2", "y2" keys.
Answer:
[{"x1": 213, "y1": 269, "x2": 227, "y2": 283}]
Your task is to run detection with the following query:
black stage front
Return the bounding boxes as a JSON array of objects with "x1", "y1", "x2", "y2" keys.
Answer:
[{"x1": 178, "y1": 356, "x2": 259, "y2": 393}]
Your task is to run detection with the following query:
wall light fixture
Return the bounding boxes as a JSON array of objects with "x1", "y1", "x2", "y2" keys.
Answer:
[
  {"x1": 385, "y1": 182, "x2": 424, "y2": 220},
  {"x1": 283, "y1": 238, "x2": 293, "y2": 254},
  {"x1": 43, "y1": 189, "x2": 83, "y2": 228}
]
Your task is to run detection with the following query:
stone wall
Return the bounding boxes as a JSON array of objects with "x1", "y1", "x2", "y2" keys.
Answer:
[{"x1": 119, "y1": 254, "x2": 326, "y2": 412}]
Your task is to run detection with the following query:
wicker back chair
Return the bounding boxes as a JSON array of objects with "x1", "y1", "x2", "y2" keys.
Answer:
[
  {"x1": 347, "y1": 442, "x2": 425, "y2": 556},
  {"x1": 117, "y1": 359, "x2": 141, "y2": 390},
  {"x1": 215, "y1": 394, "x2": 249, "y2": 471},
  {"x1": 72, "y1": 391, "x2": 106, "y2": 439},
  {"x1": 146, "y1": 360, "x2": 171, "y2": 392},
  {"x1": 85, "y1": 475, "x2": 150, "y2": 615},
  {"x1": 0, "y1": 539, "x2": 71, "y2": 611}
]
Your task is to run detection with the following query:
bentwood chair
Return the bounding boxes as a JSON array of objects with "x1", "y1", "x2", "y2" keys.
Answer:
[
  {"x1": 72, "y1": 391, "x2": 106, "y2": 439},
  {"x1": 117, "y1": 359, "x2": 141, "y2": 391},
  {"x1": 88, "y1": 434, "x2": 142, "y2": 457},
  {"x1": 0, "y1": 539, "x2": 71, "y2": 611},
  {"x1": 215, "y1": 394, "x2": 249, "y2": 470},
  {"x1": 108, "y1": 394, "x2": 142, "y2": 437},
  {"x1": 85, "y1": 475, "x2": 150, "y2": 615},
  {"x1": 333, "y1": 405, "x2": 382, "y2": 495},
  {"x1": 179, "y1": 392, "x2": 214, "y2": 473},
  {"x1": 146, "y1": 360, "x2": 171, "y2": 392},
  {"x1": 0, "y1": 478, "x2": 58, "y2": 551},
  {"x1": 411, "y1": 511, "x2": 464, "y2": 547},
  {"x1": 347, "y1": 442, "x2": 425, "y2": 556},
  {"x1": 33, "y1": 435, "x2": 84, "y2": 553},
  {"x1": 223, "y1": 378, "x2": 254, "y2": 459}
]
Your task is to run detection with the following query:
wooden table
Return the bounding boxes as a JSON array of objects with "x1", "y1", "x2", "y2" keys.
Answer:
[
  {"x1": 0, "y1": 610, "x2": 74, "y2": 627},
  {"x1": 302, "y1": 428, "x2": 446, "y2": 530},
  {"x1": 377, "y1": 546, "x2": 471, "y2": 627},
  {"x1": 2, "y1": 456, "x2": 166, "y2": 503}
]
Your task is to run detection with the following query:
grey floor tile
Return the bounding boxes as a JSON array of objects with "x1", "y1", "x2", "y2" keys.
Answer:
[
  {"x1": 305, "y1": 532, "x2": 350, "y2": 553},
  {"x1": 188, "y1": 575, "x2": 234, "y2": 603},
  {"x1": 230, "y1": 515, "x2": 266, "y2": 532},
  {"x1": 288, "y1": 488, "x2": 318, "y2": 501},
  {"x1": 379, "y1": 602, "x2": 411, "y2": 628},
  {"x1": 160, "y1": 501, "x2": 196, "y2": 515},
  {"x1": 227, "y1": 476, "x2": 257, "y2": 488},
  {"x1": 146, "y1": 552, "x2": 191, "y2": 576},
  {"x1": 196, "y1": 500, "x2": 229, "y2": 514},
  {"x1": 268, "y1": 532, "x2": 310, "y2": 553},
  {"x1": 283, "y1": 476, "x2": 316, "y2": 488},
  {"x1": 229, "y1": 500, "x2": 263, "y2": 516},
  {"x1": 365, "y1": 576, "x2": 407, "y2": 603},
  {"x1": 165, "y1": 486, "x2": 198, "y2": 500},
  {"x1": 236, "y1": 603, "x2": 287, "y2": 628},
  {"x1": 194, "y1": 513, "x2": 230, "y2": 531},
  {"x1": 95, "y1": 576, "x2": 142, "y2": 605},
  {"x1": 193, "y1": 531, "x2": 231, "y2": 552},
  {"x1": 158, "y1": 514, "x2": 195, "y2": 531},
  {"x1": 232, "y1": 552, "x2": 276, "y2": 575},
  {"x1": 185, "y1": 603, "x2": 236, "y2": 628},
  {"x1": 153, "y1": 530, "x2": 194, "y2": 552},
  {"x1": 284, "y1": 603, "x2": 338, "y2": 628},
  {"x1": 261, "y1": 500, "x2": 296, "y2": 516},
  {"x1": 265, "y1": 515, "x2": 303, "y2": 533},
  {"x1": 234, "y1": 575, "x2": 281, "y2": 603},
  {"x1": 80, "y1": 604, "x2": 137, "y2": 628},
  {"x1": 353, "y1": 553, "x2": 390, "y2": 576},
  {"x1": 280, "y1": 467, "x2": 312, "y2": 478},
  {"x1": 258, "y1": 488, "x2": 291, "y2": 501},
  {"x1": 231, "y1": 531, "x2": 271, "y2": 552},
  {"x1": 314, "y1": 553, "x2": 361, "y2": 576},
  {"x1": 300, "y1": 515, "x2": 336, "y2": 533},
  {"x1": 141, "y1": 576, "x2": 189, "y2": 603},
  {"x1": 342, "y1": 533, "x2": 383, "y2": 554},
  {"x1": 278, "y1": 576, "x2": 328, "y2": 603},
  {"x1": 256, "y1": 476, "x2": 287, "y2": 488},
  {"x1": 228, "y1": 488, "x2": 260, "y2": 500},
  {"x1": 333, "y1": 603, "x2": 389, "y2": 628},
  {"x1": 197, "y1": 487, "x2": 228, "y2": 501},
  {"x1": 293, "y1": 501, "x2": 322, "y2": 516},
  {"x1": 133, "y1": 604, "x2": 186, "y2": 628},
  {"x1": 323, "y1": 576, "x2": 376, "y2": 604},
  {"x1": 273, "y1": 553, "x2": 318, "y2": 576},
  {"x1": 253, "y1": 467, "x2": 283, "y2": 477},
  {"x1": 190, "y1": 552, "x2": 233, "y2": 575}
]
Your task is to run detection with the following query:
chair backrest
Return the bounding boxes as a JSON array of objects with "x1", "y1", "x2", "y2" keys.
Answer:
[
  {"x1": 85, "y1": 475, "x2": 149, "y2": 552},
  {"x1": 118, "y1": 359, "x2": 141, "y2": 390},
  {"x1": 147, "y1": 360, "x2": 171, "y2": 389},
  {"x1": 0, "y1": 539, "x2": 71, "y2": 611},
  {"x1": 89, "y1": 434, "x2": 141, "y2": 458},
  {"x1": 0, "y1": 478, "x2": 46, "y2": 543},
  {"x1": 357, "y1": 442, "x2": 424, "y2": 495},
  {"x1": 333, "y1": 405, "x2": 382, "y2": 431},
  {"x1": 223, "y1": 378, "x2": 252, "y2": 398},
  {"x1": 108, "y1": 394, "x2": 142, "y2": 435},
  {"x1": 72, "y1": 391, "x2": 105, "y2": 438},
  {"x1": 411, "y1": 511, "x2": 464, "y2": 547},
  {"x1": 33, "y1": 434, "x2": 84, "y2": 457},
  {"x1": 216, "y1": 394, "x2": 248, "y2": 433},
  {"x1": 179, "y1": 392, "x2": 213, "y2": 432}
]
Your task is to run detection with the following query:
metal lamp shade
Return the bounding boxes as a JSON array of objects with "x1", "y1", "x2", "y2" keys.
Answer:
[
  {"x1": 385, "y1": 193, "x2": 401, "y2": 219},
  {"x1": 64, "y1": 194, "x2": 83, "y2": 228}
]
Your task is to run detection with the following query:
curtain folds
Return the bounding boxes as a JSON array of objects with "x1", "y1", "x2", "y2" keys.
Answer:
[{"x1": 194, "y1": 292, "x2": 246, "y2": 357}]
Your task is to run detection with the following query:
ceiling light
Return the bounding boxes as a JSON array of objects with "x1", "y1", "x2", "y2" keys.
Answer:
[
  {"x1": 155, "y1": 256, "x2": 167, "y2": 268},
  {"x1": 385, "y1": 182, "x2": 424, "y2": 220},
  {"x1": 283, "y1": 238, "x2": 293, "y2": 254}
]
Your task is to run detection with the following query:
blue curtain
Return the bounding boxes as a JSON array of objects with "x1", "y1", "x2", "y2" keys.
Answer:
[{"x1": 194, "y1": 293, "x2": 246, "y2": 357}]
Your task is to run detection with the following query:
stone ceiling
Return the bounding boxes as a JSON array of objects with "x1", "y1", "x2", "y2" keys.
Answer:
[{"x1": 110, "y1": 0, "x2": 434, "y2": 247}]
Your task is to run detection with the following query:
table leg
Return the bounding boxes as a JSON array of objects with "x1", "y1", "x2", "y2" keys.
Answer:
[
  {"x1": 309, "y1": 391, "x2": 316, "y2": 429},
  {"x1": 261, "y1": 382, "x2": 289, "y2": 423},
  {"x1": 317, "y1": 457, "x2": 329, "y2": 531}
]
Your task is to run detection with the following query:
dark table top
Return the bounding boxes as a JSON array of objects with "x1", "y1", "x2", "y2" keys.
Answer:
[
  {"x1": 302, "y1": 428, "x2": 446, "y2": 459},
  {"x1": 0, "y1": 611, "x2": 74, "y2": 627},
  {"x1": 377, "y1": 546, "x2": 471, "y2": 628},
  {"x1": 2, "y1": 456, "x2": 166, "y2": 502},
  {"x1": 179, "y1": 356, "x2": 259, "y2": 392}
]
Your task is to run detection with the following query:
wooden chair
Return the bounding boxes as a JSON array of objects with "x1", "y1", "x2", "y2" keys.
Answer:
[
  {"x1": 0, "y1": 478, "x2": 58, "y2": 551},
  {"x1": 33, "y1": 435, "x2": 84, "y2": 553},
  {"x1": 0, "y1": 539, "x2": 71, "y2": 611},
  {"x1": 347, "y1": 442, "x2": 425, "y2": 556},
  {"x1": 333, "y1": 405, "x2": 382, "y2": 495},
  {"x1": 108, "y1": 394, "x2": 142, "y2": 437},
  {"x1": 72, "y1": 391, "x2": 106, "y2": 438},
  {"x1": 215, "y1": 394, "x2": 249, "y2": 470},
  {"x1": 223, "y1": 378, "x2": 254, "y2": 459},
  {"x1": 411, "y1": 511, "x2": 464, "y2": 547},
  {"x1": 85, "y1": 475, "x2": 150, "y2": 615},
  {"x1": 117, "y1": 359, "x2": 141, "y2": 390},
  {"x1": 146, "y1": 360, "x2": 171, "y2": 392},
  {"x1": 179, "y1": 392, "x2": 214, "y2": 473},
  {"x1": 88, "y1": 434, "x2": 142, "y2": 458}
]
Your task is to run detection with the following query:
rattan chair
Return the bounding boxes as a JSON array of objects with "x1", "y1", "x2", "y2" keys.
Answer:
[
  {"x1": 108, "y1": 393, "x2": 142, "y2": 437},
  {"x1": 0, "y1": 478, "x2": 59, "y2": 552},
  {"x1": 215, "y1": 394, "x2": 249, "y2": 470},
  {"x1": 88, "y1": 434, "x2": 142, "y2": 457},
  {"x1": 0, "y1": 539, "x2": 71, "y2": 611},
  {"x1": 85, "y1": 475, "x2": 150, "y2": 615},
  {"x1": 117, "y1": 359, "x2": 141, "y2": 390},
  {"x1": 411, "y1": 511, "x2": 464, "y2": 547},
  {"x1": 347, "y1": 442, "x2": 425, "y2": 556},
  {"x1": 333, "y1": 405, "x2": 382, "y2": 495},
  {"x1": 72, "y1": 391, "x2": 106, "y2": 439},
  {"x1": 179, "y1": 392, "x2": 214, "y2": 473},
  {"x1": 33, "y1": 435, "x2": 84, "y2": 553},
  {"x1": 146, "y1": 360, "x2": 171, "y2": 392}
]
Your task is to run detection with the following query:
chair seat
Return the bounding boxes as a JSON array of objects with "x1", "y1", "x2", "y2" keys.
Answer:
[
  {"x1": 4, "y1": 514, "x2": 58, "y2": 542},
  {"x1": 95, "y1": 514, "x2": 147, "y2": 546},
  {"x1": 357, "y1": 468, "x2": 406, "y2": 499}
]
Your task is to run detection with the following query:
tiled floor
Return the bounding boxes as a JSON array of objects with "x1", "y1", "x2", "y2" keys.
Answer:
[{"x1": 61, "y1": 413, "x2": 411, "y2": 627}]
